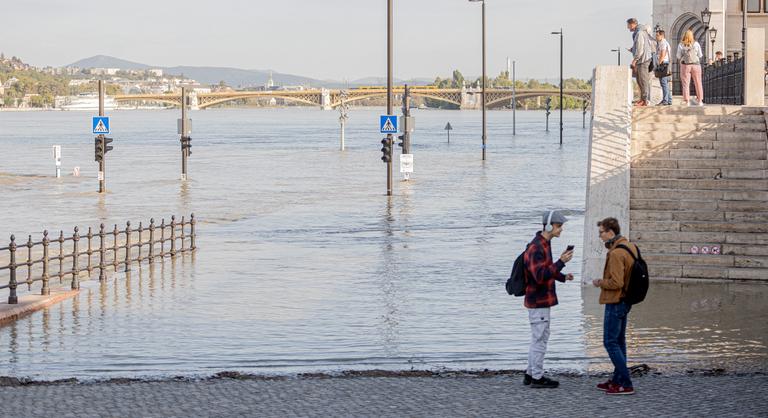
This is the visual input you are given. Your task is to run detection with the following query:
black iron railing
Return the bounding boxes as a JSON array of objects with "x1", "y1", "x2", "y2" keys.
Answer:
[
  {"x1": 0, "y1": 214, "x2": 196, "y2": 304},
  {"x1": 703, "y1": 58, "x2": 744, "y2": 105}
]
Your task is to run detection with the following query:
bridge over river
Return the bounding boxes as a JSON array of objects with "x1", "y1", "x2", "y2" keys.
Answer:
[{"x1": 114, "y1": 87, "x2": 592, "y2": 110}]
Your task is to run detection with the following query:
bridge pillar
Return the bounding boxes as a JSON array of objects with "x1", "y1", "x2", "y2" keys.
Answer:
[
  {"x1": 188, "y1": 91, "x2": 199, "y2": 110},
  {"x1": 321, "y1": 88, "x2": 332, "y2": 110},
  {"x1": 460, "y1": 87, "x2": 481, "y2": 110}
]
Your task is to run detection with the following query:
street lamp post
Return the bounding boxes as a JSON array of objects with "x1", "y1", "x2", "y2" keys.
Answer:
[
  {"x1": 701, "y1": 8, "x2": 712, "y2": 61},
  {"x1": 551, "y1": 29, "x2": 563, "y2": 146},
  {"x1": 386, "y1": 0, "x2": 393, "y2": 196},
  {"x1": 709, "y1": 28, "x2": 718, "y2": 63},
  {"x1": 470, "y1": 0, "x2": 486, "y2": 160},
  {"x1": 742, "y1": 0, "x2": 747, "y2": 57},
  {"x1": 611, "y1": 47, "x2": 621, "y2": 65},
  {"x1": 512, "y1": 60, "x2": 516, "y2": 136}
]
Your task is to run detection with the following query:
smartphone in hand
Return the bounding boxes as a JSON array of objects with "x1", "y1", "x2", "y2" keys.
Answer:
[{"x1": 566, "y1": 245, "x2": 575, "y2": 252}]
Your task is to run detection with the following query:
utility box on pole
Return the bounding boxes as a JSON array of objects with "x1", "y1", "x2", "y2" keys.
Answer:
[{"x1": 53, "y1": 145, "x2": 61, "y2": 178}]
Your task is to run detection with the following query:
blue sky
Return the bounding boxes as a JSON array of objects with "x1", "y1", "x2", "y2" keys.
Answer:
[{"x1": 1, "y1": 0, "x2": 652, "y2": 80}]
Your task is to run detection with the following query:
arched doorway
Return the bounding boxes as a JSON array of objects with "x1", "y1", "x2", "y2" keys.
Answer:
[{"x1": 670, "y1": 13, "x2": 708, "y2": 96}]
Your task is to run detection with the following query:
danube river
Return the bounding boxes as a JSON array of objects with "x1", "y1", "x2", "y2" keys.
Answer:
[{"x1": 0, "y1": 108, "x2": 765, "y2": 380}]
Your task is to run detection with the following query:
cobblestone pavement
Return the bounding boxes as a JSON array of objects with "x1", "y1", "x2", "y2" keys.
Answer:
[{"x1": 0, "y1": 374, "x2": 766, "y2": 417}]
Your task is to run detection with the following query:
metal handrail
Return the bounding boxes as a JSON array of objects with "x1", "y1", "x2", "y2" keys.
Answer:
[{"x1": 0, "y1": 214, "x2": 196, "y2": 303}]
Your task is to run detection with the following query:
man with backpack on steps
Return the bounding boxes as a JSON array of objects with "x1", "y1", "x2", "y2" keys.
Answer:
[
  {"x1": 521, "y1": 210, "x2": 575, "y2": 389},
  {"x1": 591, "y1": 217, "x2": 648, "y2": 396}
]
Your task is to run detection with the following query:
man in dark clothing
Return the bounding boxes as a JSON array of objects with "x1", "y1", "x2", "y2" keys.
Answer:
[{"x1": 522, "y1": 210, "x2": 574, "y2": 389}]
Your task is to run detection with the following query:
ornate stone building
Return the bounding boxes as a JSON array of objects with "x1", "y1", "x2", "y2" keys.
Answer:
[{"x1": 653, "y1": 0, "x2": 768, "y2": 92}]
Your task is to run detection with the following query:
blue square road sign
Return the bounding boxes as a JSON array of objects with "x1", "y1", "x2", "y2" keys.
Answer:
[
  {"x1": 380, "y1": 115, "x2": 398, "y2": 134},
  {"x1": 92, "y1": 117, "x2": 110, "y2": 134}
]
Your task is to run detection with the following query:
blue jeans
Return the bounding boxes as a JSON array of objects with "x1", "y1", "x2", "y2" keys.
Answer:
[
  {"x1": 603, "y1": 301, "x2": 633, "y2": 388},
  {"x1": 659, "y1": 75, "x2": 672, "y2": 104}
]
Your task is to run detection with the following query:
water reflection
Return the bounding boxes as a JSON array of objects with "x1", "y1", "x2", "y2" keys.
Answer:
[{"x1": 582, "y1": 283, "x2": 768, "y2": 372}]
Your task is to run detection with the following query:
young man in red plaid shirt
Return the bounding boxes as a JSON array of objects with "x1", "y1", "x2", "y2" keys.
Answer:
[{"x1": 522, "y1": 210, "x2": 574, "y2": 388}]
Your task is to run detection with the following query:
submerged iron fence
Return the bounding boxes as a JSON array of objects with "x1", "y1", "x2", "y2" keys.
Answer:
[
  {"x1": 0, "y1": 214, "x2": 196, "y2": 304},
  {"x1": 703, "y1": 58, "x2": 744, "y2": 105}
]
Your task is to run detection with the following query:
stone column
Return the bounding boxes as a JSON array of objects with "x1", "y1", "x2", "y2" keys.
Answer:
[
  {"x1": 581, "y1": 66, "x2": 632, "y2": 283},
  {"x1": 743, "y1": 28, "x2": 765, "y2": 107}
]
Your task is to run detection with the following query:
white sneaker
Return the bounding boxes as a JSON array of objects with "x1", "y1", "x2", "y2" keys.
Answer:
[{"x1": 697, "y1": 101, "x2": 705, "y2": 106}]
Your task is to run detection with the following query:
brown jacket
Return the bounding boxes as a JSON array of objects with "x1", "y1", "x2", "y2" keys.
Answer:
[{"x1": 598, "y1": 236, "x2": 638, "y2": 304}]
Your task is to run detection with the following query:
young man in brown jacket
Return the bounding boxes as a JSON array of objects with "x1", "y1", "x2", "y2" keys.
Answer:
[{"x1": 591, "y1": 217, "x2": 637, "y2": 395}]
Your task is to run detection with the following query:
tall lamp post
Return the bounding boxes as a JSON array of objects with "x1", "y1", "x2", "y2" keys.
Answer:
[
  {"x1": 470, "y1": 0, "x2": 487, "y2": 160},
  {"x1": 701, "y1": 8, "x2": 712, "y2": 61},
  {"x1": 551, "y1": 29, "x2": 563, "y2": 146},
  {"x1": 512, "y1": 60, "x2": 516, "y2": 136},
  {"x1": 709, "y1": 28, "x2": 718, "y2": 63},
  {"x1": 741, "y1": 0, "x2": 747, "y2": 57},
  {"x1": 611, "y1": 47, "x2": 621, "y2": 65}
]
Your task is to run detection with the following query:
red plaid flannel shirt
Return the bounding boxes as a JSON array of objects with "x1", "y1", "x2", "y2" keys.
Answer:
[{"x1": 523, "y1": 232, "x2": 566, "y2": 308}]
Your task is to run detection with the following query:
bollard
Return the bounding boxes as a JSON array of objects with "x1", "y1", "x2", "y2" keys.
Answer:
[
  {"x1": 190, "y1": 213, "x2": 196, "y2": 251},
  {"x1": 71, "y1": 226, "x2": 80, "y2": 290},
  {"x1": 148, "y1": 218, "x2": 155, "y2": 261},
  {"x1": 98, "y1": 224, "x2": 106, "y2": 282},
  {"x1": 26, "y1": 235, "x2": 32, "y2": 289},
  {"x1": 41, "y1": 231, "x2": 50, "y2": 296},
  {"x1": 8, "y1": 235, "x2": 18, "y2": 304},
  {"x1": 180, "y1": 216, "x2": 186, "y2": 252},
  {"x1": 170, "y1": 216, "x2": 177, "y2": 257}
]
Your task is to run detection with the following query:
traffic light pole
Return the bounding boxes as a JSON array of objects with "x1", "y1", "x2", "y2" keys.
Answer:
[
  {"x1": 98, "y1": 80, "x2": 105, "y2": 193},
  {"x1": 181, "y1": 87, "x2": 189, "y2": 181},
  {"x1": 386, "y1": 0, "x2": 393, "y2": 196},
  {"x1": 402, "y1": 85, "x2": 411, "y2": 154}
]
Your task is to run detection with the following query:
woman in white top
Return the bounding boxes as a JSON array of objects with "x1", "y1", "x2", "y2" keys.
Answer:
[{"x1": 676, "y1": 29, "x2": 705, "y2": 106}]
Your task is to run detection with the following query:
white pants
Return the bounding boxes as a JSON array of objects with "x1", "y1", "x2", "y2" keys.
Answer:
[{"x1": 527, "y1": 307, "x2": 551, "y2": 379}]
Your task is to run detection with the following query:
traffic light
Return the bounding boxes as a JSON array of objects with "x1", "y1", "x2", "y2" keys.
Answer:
[
  {"x1": 94, "y1": 137, "x2": 103, "y2": 163},
  {"x1": 103, "y1": 137, "x2": 114, "y2": 154},
  {"x1": 380, "y1": 137, "x2": 391, "y2": 163},
  {"x1": 545, "y1": 97, "x2": 552, "y2": 115},
  {"x1": 397, "y1": 134, "x2": 405, "y2": 149},
  {"x1": 181, "y1": 137, "x2": 192, "y2": 156}
]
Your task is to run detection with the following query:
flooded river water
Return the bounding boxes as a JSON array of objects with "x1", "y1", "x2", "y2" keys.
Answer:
[{"x1": 0, "y1": 108, "x2": 766, "y2": 379}]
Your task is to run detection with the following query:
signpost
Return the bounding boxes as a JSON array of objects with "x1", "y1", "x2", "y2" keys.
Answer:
[
  {"x1": 444, "y1": 122, "x2": 453, "y2": 143},
  {"x1": 53, "y1": 145, "x2": 61, "y2": 178},
  {"x1": 400, "y1": 153, "x2": 413, "y2": 180},
  {"x1": 179, "y1": 87, "x2": 192, "y2": 181},
  {"x1": 380, "y1": 115, "x2": 398, "y2": 134}
]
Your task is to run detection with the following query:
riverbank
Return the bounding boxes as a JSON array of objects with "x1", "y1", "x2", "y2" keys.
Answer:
[{"x1": 0, "y1": 372, "x2": 764, "y2": 417}]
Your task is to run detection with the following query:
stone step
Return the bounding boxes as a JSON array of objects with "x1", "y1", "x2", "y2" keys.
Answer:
[
  {"x1": 634, "y1": 242, "x2": 768, "y2": 257},
  {"x1": 631, "y1": 210, "x2": 768, "y2": 222},
  {"x1": 632, "y1": 130, "x2": 768, "y2": 142},
  {"x1": 633, "y1": 122, "x2": 765, "y2": 132},
  {"x1": 648, "y1": 262, "x2": 765, "y2": 280},
  {"x1": 631, "y1": 168, "x2": 767, "y2": 180},
  {"x1": 632, "y1": 140, "x2": 767, "y2": 152},
  {"x1": 633, "y1": 106, "x2": 764, "y2": 116},
  {"x1": 633, "y1": 114, "x2": 765, "y2": 123},
  {"x1": 630, "y1": 230, "x2": 768, "y2": 245},
  {"x1": 630, "y1": 220, "x2": 768, "y2": 233},
  {"x1": 631, "y1": 189, "x2": 768, "y2": 201},
  {"x1": 632, "y1": 159, "x2": 768, "y2": 169},
  {"x1": 631, "y1": 178, "x2": 768, "y2": 191},
  {"x1": 630, "y1": 198, "x2": 768, "y2": 212},
  {"x1": 637, "y1": 149, "x2": 768, "y2": 160}
]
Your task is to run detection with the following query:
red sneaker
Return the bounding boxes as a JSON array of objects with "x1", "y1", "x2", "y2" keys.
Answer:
[
  {"x1": 606, "y1": 383, "x2": 635, "y2": 395},
  {"x1": 596, "y1": 379, "x2": 613, "y2": 391}
]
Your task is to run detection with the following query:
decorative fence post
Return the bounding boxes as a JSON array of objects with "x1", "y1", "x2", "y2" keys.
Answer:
[
  {"x1": 8, "y1": 235, "x2": 18, "y2": 304},
  {"x1": 137, "y1": 222, "x2": 143, "y2": 262},
  {"x1": 170, "y1": 216, "x2": 177, "y2": 257},
  {"x1": 71, "y1": 226, "x2": 80, "y2": 290},
  {"x1": 112, "y1": 224, "x2": 119, "y2": 270},
  {"x1": 58, "y1": 231, "x2": 64, "y2": 282},
  {"x1": 124, "y1": 221, "x2": 131, "y2": 272},
  {"x1": 26, "y1": 235, "x2": 32, "y2": 289},
  {"x1": 190, "y1": 213, "x2": 196, "y2": 251},
  {"x1": 87, "y1": 227, "x2": 93, "y2": 274},
  {"x1": 41, "y1": 231, "x2": 50, "y2": 296},
  {"x1": 148, "y1": 218, "x2": 155, "y2": 261},
  {"x1": 180, "y1": 216, "x2": 186, "y2": 252},
  {"x1": 160, "y1": 219, "x2": 165, "y2": 257},
  {"x1": 98, "y1": 224, "x2": 106, "y2": 282}
]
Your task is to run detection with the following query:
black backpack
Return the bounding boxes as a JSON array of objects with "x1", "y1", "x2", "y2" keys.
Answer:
[
  {"x1": 615, "y1": 244, "x2": 649, "y2": 305},
  {"x1": 506, "y1": 245, "x2": 530, "y2": 296}
]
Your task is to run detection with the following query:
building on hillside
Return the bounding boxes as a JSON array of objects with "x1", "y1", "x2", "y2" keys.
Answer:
[
  {"x1": 653, "y1": 0, "x2": 768, "y2": 94},
  {"x1": 148, "y1": 69, "x2": 163, "y2": 77}
]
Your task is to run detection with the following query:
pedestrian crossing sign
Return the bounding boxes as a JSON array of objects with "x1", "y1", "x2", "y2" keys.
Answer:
[
  {"x1": 380, "y1": 115, "x2": 398, "y2": 134},
  {"x1": 92, "y1": 117, "x2": 110, "y2": 134}
]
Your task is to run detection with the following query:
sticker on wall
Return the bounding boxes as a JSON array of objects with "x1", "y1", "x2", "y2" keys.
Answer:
[{"x1": 690, "y1": 246, "x2": 700, "y2": 254}]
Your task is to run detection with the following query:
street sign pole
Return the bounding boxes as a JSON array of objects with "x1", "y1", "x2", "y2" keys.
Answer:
[
  {"x1": 386, "y1": 0, "x2": 393, "y2": 196},
  {"x1": 512, "y1": 60, "x2": 516, "y2": 136},
  {"x1": 181, "y1": 87, "x2": 188, "y2": 181},
  {"x1": 98, "y1": 80, "x2": 105, "y2": 193}
]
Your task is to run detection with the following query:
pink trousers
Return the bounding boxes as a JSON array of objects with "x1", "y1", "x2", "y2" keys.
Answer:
[{"x1": 680, "y1": 63, "x2": 704, "y2": 103}]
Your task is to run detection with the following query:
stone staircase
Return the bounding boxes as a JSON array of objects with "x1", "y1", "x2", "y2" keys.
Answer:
[{"x1": 629, "y1": 106, "x2": 768, "y2": 281}]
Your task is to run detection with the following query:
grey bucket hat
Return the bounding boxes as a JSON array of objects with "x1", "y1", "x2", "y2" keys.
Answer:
[{"x1": 542, "y1": 210, "x2": 568, "y2": 226}]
